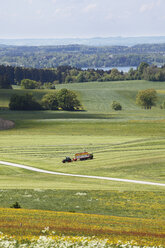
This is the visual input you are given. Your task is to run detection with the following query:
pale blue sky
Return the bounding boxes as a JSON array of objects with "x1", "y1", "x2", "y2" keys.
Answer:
[{"x1": 0, "y1": 0, "x2": 164, "y2": 38}]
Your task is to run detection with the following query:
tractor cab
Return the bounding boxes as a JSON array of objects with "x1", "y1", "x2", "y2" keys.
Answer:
[{"x1": 62, "y1": 156, "x2": 72, "y2": 163}]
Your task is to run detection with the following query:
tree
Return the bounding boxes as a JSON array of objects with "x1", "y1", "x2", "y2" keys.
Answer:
[
  {"x1": 20, "y1": 79, "x2": 41, "y2": 89},
  {"x1": 138, "y1": 62, "x2": 149, "y2": 75},
  {"x1": 109, "y1": 68, "x2": 124, "y2": 81},
  {"x1": 41, "y1": 92, "x2": 59, "y2": 110},
  {"x1": 65, "y1": 75, "x2": 74, "y2": 84},
  {"x1": 57, "y1": 88, "x2": 81, "y2": 110},
  {"x1": 9, "y1": 93, "x2": 42, "y2": 110},
  {"x1": 136, "y1": 89, "x2": 157, "y2": 109},
  {"x1": 111, "y1": 101, "x2": 122, "y2": 110},
  {"x1": 0, "y1": 75, "x2": 12, "y2": 89},
  {"x1": 76, "y1": 72, "x2": 86, "y2": 82}
]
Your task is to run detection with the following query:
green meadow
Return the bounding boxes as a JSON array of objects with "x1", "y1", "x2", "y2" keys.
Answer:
[{"x1": 0, "y1": 80, "x2": 165, "y2": 218}]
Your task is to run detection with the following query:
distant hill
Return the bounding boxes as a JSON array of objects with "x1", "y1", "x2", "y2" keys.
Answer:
[
  {"x1": 0, "y1": 43, "x2": 165, "y2": 68},
  {"x1": 1, "y1": 36, "x2": 165, "y2": 47}
]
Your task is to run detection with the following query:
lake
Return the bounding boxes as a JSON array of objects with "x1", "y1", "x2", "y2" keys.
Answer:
[{"x1": 82, "y1": 66, "x2": 137, "y2": 72}]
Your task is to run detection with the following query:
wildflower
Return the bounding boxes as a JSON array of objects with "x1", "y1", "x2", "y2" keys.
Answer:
[
  {"x1": 41, "y1": 227, "x2": 50, "y2": 234},
  {"x1": 75, "y1": 192, "x2": 87, "y2": 196}
]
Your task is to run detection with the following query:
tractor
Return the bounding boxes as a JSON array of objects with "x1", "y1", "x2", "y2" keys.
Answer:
[{"x1": 62, "y1": 156, "x2": 72, "y2": 163}]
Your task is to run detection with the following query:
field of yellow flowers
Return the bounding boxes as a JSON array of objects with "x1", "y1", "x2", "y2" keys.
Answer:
[{"x1": 0, "y1": 208, "x2": 164, "y2": 247}]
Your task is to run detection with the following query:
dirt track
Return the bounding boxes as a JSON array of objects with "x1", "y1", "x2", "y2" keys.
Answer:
[{"x1": 0, "y1": 160, "x2": 165, "y2": 187}]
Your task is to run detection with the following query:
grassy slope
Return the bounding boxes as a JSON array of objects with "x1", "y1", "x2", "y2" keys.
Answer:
[
  {"x1": 56, "y1": 80, "x2": 165, "y2": 113},
  {"x1": 0, "y1": 80, "x2": 164, "y2": 218},
  {"x1": 0, "y1": 81, "x2": 165, "y2": 188},
  {"x1": 1, "y1": 80, "x2": 165, "y2": 112}
]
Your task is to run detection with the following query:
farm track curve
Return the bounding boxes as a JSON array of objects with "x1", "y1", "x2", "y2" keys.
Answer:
[{"x1": 0, "y1": 160, "x2": 165, "y2": 187}]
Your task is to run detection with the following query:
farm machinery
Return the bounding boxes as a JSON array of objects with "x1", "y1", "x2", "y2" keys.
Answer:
[{"x1": 62, "y1": 152, "x2": 93, "y2": 163}]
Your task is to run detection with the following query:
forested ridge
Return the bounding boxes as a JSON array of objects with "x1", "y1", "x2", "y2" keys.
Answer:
[{"x1": 0, "y1": 43, "x2": 165, "y2": 68}]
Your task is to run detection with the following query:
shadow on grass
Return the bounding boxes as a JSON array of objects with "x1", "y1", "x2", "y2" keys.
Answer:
[{"x1": 0, "y1": 110, "x2": 122, "y2": 121}]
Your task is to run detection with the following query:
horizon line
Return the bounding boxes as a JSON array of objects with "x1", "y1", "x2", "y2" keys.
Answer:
[{"x1": 1, "y1": 35, "x2": 165, "y2": 40}]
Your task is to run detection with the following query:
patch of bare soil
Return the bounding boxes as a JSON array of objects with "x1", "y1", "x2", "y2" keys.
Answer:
[{"x1": 0, "y1": 118, "x2": 14, "y2": 130}]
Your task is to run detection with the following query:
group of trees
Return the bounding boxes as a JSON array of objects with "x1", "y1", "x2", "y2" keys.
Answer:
[
  {"x1": 0, "y1": 65, "x2": 60, "y2": 88},
  {"x1": 42, "y1": 89, "x2": 81, "y2": 111},
  {"x1": 9, "y1": 89, "x2": 82, "y2": 111},
  {"x1": 9, "y1": 93, "x2": 42, "y2": 110},
  {"x1": 0, "y1": 64, "x2": 126, "y2": 89},
  {"x1": 124, "y1": 62, "x2": 165, "y2": 81}
]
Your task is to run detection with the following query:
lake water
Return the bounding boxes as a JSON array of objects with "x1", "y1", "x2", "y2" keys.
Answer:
[{"x1": 82, "y1": 66, "x2": 137, "y2": 72}]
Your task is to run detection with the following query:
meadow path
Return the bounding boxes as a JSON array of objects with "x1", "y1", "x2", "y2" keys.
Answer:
[{"x1": 0, "y1": 160, "x2": 165, "y2": 187}]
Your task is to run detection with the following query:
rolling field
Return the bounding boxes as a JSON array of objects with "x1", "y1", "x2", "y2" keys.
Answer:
[{"x1": 0, "y1": 80, "x2": 165, "y2": 246}]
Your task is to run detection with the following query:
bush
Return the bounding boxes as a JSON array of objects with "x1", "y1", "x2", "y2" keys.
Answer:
[
  {"x1": 10, "y1": 201, "x2": 21, "y2": 209},
  {"x1": 58, "y1": 88, "x2": 82, "y2": 110},
  {"x1": 20, "y1": 79, "x2": 41, "y2": 89},
  {"x1": 160, "y1": 101, "x2": 165, "y2": 109},
  {"x1": 9, "y1": 93, "x2": 42, "y2": 110},
  {"x1": 111, "y1": 101, "x2": 122, "y2": 111}
]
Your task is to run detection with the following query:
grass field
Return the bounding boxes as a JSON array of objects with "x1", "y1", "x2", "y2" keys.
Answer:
[
  {"x1": 0, "y1": 80, "x2": 165, "y2": 246},
  {"x1": 0, "y1": 189, "x2": 164, "y2": 218},
  {"x1": 0, "y1": 120, "x2": 165, "y2": 185}
]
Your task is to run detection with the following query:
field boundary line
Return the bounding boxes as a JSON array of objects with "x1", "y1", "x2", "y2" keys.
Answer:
[{"x1": 0, "y1": 160, "x2": 165, "y2": 187}]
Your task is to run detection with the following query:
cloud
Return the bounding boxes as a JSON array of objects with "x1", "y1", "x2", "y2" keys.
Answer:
[
  {"x1": 140, "y1": 2, "x2": 155, "y2": 13},
  {"x1": 26, "y1": 0, "x2": 33, "y2": 4},
  {"x1": 105, "y1": 13, "x2": 113, "y2": 21},
  {"x1": 36, "y1": 9, "x2": 42, "y2": 15},
  {"x1": 156, "y1": 0, "x2": 162, "y2": 6},
  {"x1": 83, "y1": 4, "x2": 97, "y2": 13},
  {"x1": 53, "y1": 6, "x2": 75, "y2": 18}
]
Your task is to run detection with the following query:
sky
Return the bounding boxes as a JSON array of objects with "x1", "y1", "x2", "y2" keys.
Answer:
[{"x1": 0, "y1": 0, "x2": 165, "y2": 38}]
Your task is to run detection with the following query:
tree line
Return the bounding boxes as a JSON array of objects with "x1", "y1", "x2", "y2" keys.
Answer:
[{"x1": 1, "y1": 63, "x2": 165, "y2": 89}]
